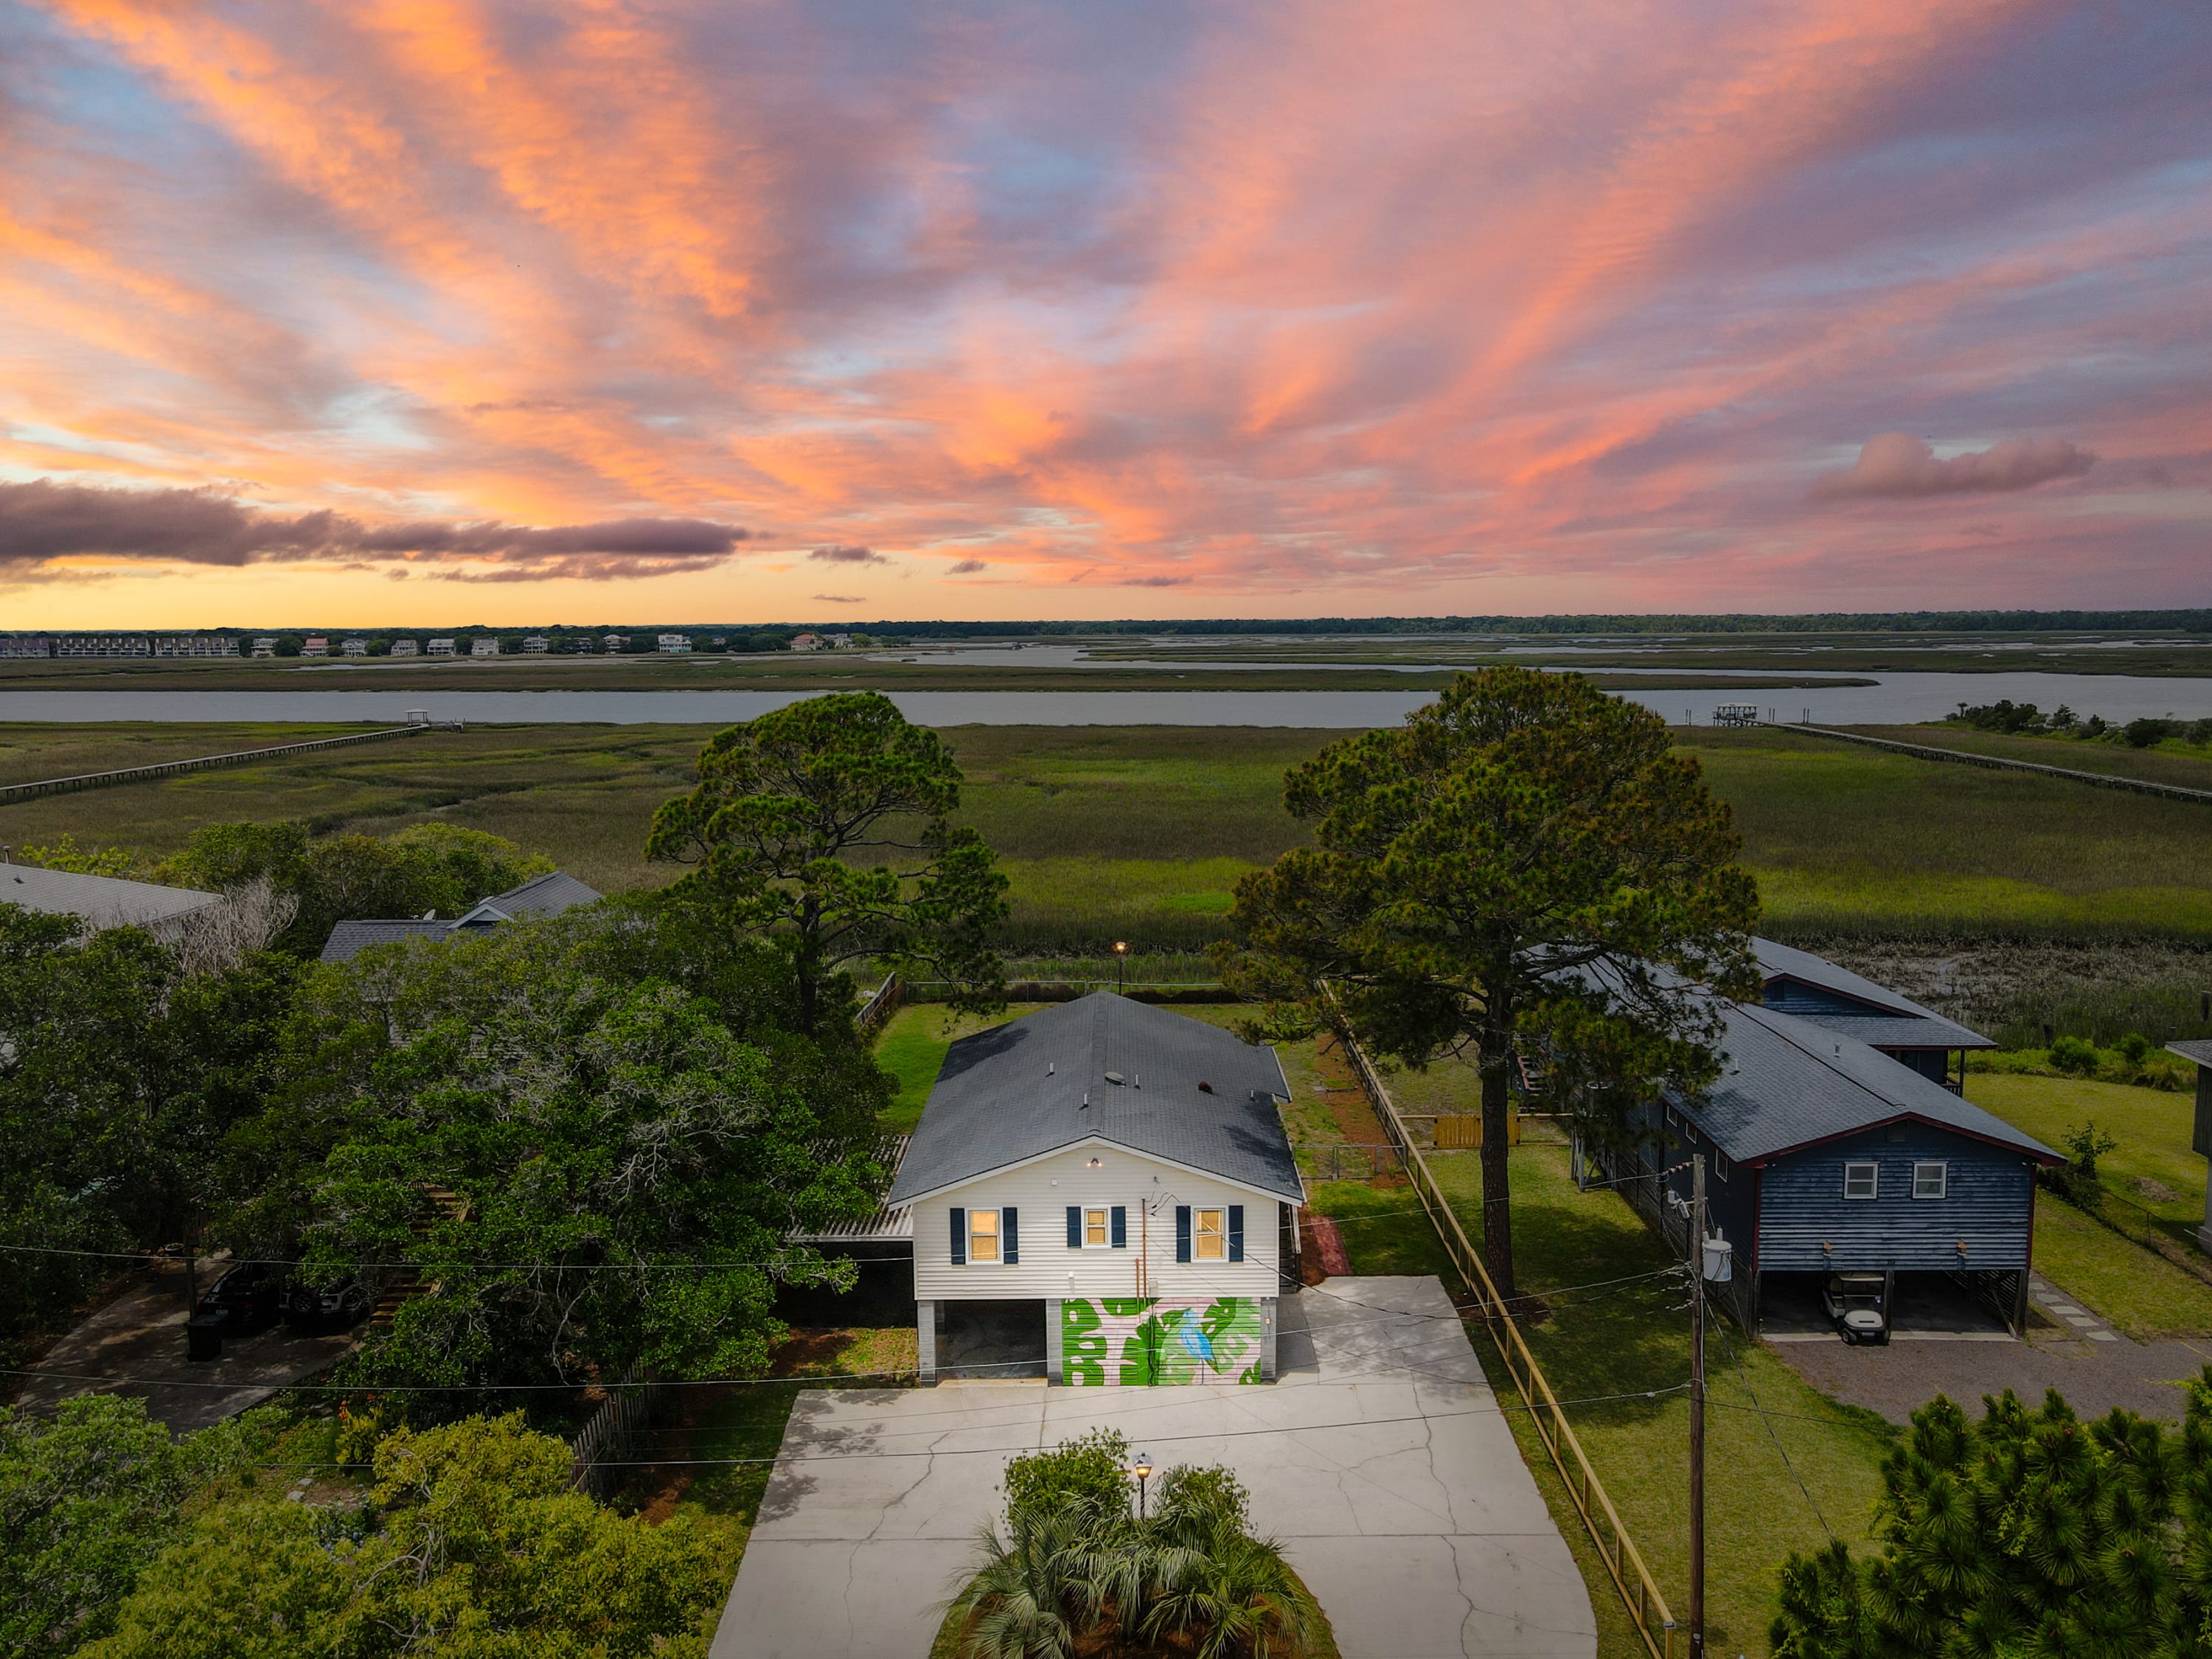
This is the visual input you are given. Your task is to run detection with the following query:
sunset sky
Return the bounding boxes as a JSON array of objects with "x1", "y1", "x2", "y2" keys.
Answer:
[{"x1": 1, "y1": 1, "x2": 2205, "y2": 626}]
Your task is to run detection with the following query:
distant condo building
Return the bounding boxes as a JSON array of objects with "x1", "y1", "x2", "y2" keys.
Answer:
[
  {"x1": 470, "y1": 638, "x2": 499, "y2": 658},
  {"x1": 0, "y1": 636, "x2": 52, "y2": 659},
  {"x1": 657, "y1": 633, "x2": 692, "y2": 653},
  {"x1": 391, "y1": 639, "x2": 420, "y2": 657},
  {"x1": 302, "y1": 636, "x2": 328, "y2": 656},
  {"x1": 428, "y1": 638, "x2": 456, "y2": 657},
  {"x1": 54, "y1": 635, "x2": 153, "y2": 658},
  {"x1": 151, "y1": 635, "x2": 239, "y2": 658}
]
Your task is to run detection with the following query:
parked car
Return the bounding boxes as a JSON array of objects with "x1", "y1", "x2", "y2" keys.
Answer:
[
  {"x1": 1821, "y1": 1272, "x2": 1889, "y2": 1344},
  {"x1": 282, "y1": 1276, "x2": 372, "y2": 1329},
  {"x1": 195, "y1": 1262, "x2": 284, "y2": 1335}
]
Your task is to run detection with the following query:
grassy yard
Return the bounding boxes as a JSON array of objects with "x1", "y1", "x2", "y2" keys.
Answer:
[
  {"x1": 1309, "y1": 1138, "x2": 1895, "y2": 1659},
  {"x1": 1966, "y1": 1072, "x2": 2205, "y2": 1233}
]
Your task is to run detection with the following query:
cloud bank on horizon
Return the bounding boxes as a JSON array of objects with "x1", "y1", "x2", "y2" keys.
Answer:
[{"x1": 0, "y1": 0, "x2": 2205, "y2": 620}]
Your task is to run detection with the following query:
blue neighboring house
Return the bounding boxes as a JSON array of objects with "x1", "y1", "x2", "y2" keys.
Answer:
[{"x1": 1592, "y1": 939, "x2": 2060, "y2": 1335}]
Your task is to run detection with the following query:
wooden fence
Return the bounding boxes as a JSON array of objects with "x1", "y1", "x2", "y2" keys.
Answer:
[
  {"x1": 857, "y1": 973, "x2": 905, "y2": 1037},
  {"x1": 0, "y1": 721, "x2": 459, "y2": 806},
  {"x1": 1335, "y1": 1024, "x2": 1678, "y2": 1659},
  {"x1": 1773, "y1": 722, "x2": 2212, "y2": 804},
  {"x1": 567, "y1": 1360, "x2": 667, "y2": 1499}
]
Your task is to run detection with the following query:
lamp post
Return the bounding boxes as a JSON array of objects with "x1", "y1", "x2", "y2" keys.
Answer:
[
  {"x1": 1113, "y1": 940, "x2": 1128, "y2": 992},
  {"x1": 1132, "y1": 1451, "x2": 1153, "y2": 1519}
]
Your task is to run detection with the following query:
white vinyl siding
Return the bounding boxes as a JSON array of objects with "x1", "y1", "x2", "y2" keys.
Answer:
[
  {"x1": 1843, "y1": 1161, "x2": 1879, "y2": 1200},
  {"x1": 913, "y1": 1144, "x2": 1282, "y2": 1303}
]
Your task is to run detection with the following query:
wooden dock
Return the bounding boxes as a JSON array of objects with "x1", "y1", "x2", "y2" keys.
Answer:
[
  {"x1": 0, "y1": 720, "x2": 461, "y2": 807},
  {"x1": 1773, "y1": 723, "x2": 2212, "y2": 804}
]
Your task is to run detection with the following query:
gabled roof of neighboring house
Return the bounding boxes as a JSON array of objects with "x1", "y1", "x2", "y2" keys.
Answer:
[
  {"x1": 1681, "y1": 999, "x2": 2058, "y2": 1166},
  {"x1": 318, "y1": 870, "x2": 602, "y2": 964},
  {"x1": 0, "y1": 862, "x2": 221, "y2": 931},
  {"x1": 2166, "y1": 1040, "x2": 2212, "y2": 1067},
  {"x1": 888, "y1": 992, "x2": 1301, "y2": 1205},
  {"x1": 1753, "y1": 936, "x2": 1993, "y2": 1051}
]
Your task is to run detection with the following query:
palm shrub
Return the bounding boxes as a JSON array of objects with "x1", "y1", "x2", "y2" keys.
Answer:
[
  {"x1": 949, "y1": 1442, "x2": 1328, "y2": 1658},
  {"x1": 1771, "y1": 1368, "x2": 2212, "y2": 1658}
]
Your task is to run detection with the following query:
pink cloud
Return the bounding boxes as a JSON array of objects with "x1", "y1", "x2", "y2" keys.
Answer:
[{"x1": 1811, "y1": 434, "x2": 2096, "y2": 501}]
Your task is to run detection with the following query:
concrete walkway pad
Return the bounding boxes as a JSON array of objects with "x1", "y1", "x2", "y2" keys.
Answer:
[{"x1": 715, "y1": 1276, "x2": 1594, "y2": 1659}]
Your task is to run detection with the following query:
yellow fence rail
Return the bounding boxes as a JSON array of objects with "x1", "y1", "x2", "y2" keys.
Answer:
[{"x1": 1335, "y1": 1027, "x2": 1677, "y2": 1659}]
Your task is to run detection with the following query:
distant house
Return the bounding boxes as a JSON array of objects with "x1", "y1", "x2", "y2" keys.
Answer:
[
  {"x1": 656, "y1": 633, "x2": 692, "y2": 654},
  {"x1": 427, "y1": 638, "x2": 456, "y2": 658},
  {"x1": 1589, "y1": 941, "x2": 2059, "y2": 1337},
  {"x1": 152, "y1": 636, "x2": 238, "y2": 658},
  {"x1": 1754, "y1": 939, "x2": 1993, "y2": 1091},
  {"x1": 318, "y1": 871, "x2": 603, "y2": 964},
  {"x1": 827, "y1": 633, "x2": 852, "y2": 650},
  {"x1": 0, "y1": 636, "x2": 52, "y2": 659},
  {"x1": 390, "y1": 639, "x2": 420, "y2": 658},
  {"x1": 470, "y1": 639, "x2": 499, "y2": 658},
  {"x1": 301, "y1": 636, "x2": 328, "y2": 656},
  {"x1": 0, "y1": 858, "x2": 223, "y2": 939},
  {"x1": 603, "y1": 633, "x2": 628, "y2": 653},
  {"x1": 251, "y1": 637, "x2": 278, "y2": 658},
  {"x1": 341, "y1": 638, "x2": 369, "y2": 657},
  {"x1": 523, "y1": 636, "x2": 549, "y2": 654},
  {"x1": 2166, "y1": 1040, "x2": 2212, "y2": 1253},
  {"x1": 880, "y1": 993, "x2": 1301, "y2": 1386},
  {"x1": 790, "y1": 633, "x2": 823, "y2": 651}
]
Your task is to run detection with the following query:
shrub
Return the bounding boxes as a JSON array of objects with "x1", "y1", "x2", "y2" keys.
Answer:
[
  {"x1": 2123, "y1": 717, "x2": 2175, "y2": 749},
  {"x1": 2048, "y1": 1033, "x2": 2098, "y2": 1074},
  {"x1": 1002, "y1": 1427, "x2": 1132, "y2": 1525},
  {"x1": 1155, "y1": 1464, "x2": 1251, "y2": 1531},
  {"x1": 2115, "y1": 1030, "x2": 2152, "y2": 1065},
  {"x1": 2050, "y1": 1119, "x2": 2121, "y2": 1209}
]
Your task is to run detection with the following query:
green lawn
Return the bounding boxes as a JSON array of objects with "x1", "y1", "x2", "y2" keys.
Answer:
[
  {"x1": 1312, "y1": 1138, "x2": 1895, "y2": 1658},
  {"x1": 1967, "y1": 1072, "x2": 2205, "y2": 1234},
  {"x1": 2029, "y1": 1197, "x2": 2212, "y2": 1338}
]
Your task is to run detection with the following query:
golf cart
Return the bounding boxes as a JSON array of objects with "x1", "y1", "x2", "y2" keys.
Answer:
[{"x1": 1821, "y1": 1272, "x2": 1890, "y2": 1344}]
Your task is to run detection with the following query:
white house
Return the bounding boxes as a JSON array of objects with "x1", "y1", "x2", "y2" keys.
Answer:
[
  {"x1": 885, "y1": 993, "x2": 1302, "y2": 1387},
  {"x1": 391, "y1": 639, "x2": 420, "y2": 657},
  {"x1": 427, "y1": 638, "x2": 456, "y2": 657},
  {"x1": 301, "y1": 636, "x2": 329, "y2": 657},
  {"x1": 524, "y1": 636, "x2": 550, "y2": 654},
  {"x1": 470, "y1": 638, "x2": 499, "y2": 658},
  {"x1": 342, "y1": 638, "x2": 369, "y2": 657},
  {"x1": 657, "y1": 633, "x2": 692, "y2": 654}
]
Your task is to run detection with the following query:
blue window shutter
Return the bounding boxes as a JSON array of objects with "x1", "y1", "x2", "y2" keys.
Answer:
[
  {"x1": 950, "y1": 1206, "x2": 966, "y2": 1266},
  {"x1": 1228, "y1": 1205, "x2": 1245, "y2": 1262},
  {"x1": 1175, "y1": 1206, "x2": 1192, "y2": 1263},
  {"x1": 1110, "y1": 1206, "x2": 1127, "y2": 1248},
  {"x1": 1067, "y1": 1206, "x2": 1082, "y2": 1248},
  {"x1": 1003, "y1": 1207, "x2": 1019, "y2": 1264}
]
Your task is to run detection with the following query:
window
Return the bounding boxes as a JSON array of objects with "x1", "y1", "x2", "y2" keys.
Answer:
[
  {"x1": 1194, "y1": 1208, "x2": 1225, "y2": 1261},
  {"x1": 1912, "y1": 1162, "x2": 1948, "y2": 1200},
  {"x1": 1085, "y1": 1208, "x2": 1109, "y2": 1247},
  {"x1": 968, "y1": 1208, "x2": 1001, "y2": 1263},
  {"x1": 1713, "y1": 1151, "x2": 1730, "y2": 1183},
  {"x1": 1843, "y1": 1162, "x2": 1878, "y2": 1200}
]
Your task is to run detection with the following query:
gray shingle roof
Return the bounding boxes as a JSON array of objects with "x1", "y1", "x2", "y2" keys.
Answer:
[
  {"x1": 2166, "y1": 1040, "x2": 2212, "y2": 1067},
  {"x1": 1684, "y1": 1000, "x2": 2057, "y2": 1166},
  {"x1": 1755, "y1": 936, "x2": 1992, "y2": 1051},
  {"x1": 318, "y1": 870, "x2": 602, "y2": 963},
  {"x1": 887, "y1": 993, "x2": 1301, "y2": 1204},
  {"x1": 0, "y1": 863, "x2": 220, "y2": 931}
]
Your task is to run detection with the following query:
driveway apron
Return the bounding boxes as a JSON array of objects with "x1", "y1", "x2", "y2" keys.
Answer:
[{"x1": 714, "y1": 1275, "x2": 1595, "y2": 1659}]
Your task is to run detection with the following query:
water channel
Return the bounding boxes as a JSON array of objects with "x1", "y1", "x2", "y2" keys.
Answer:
[{"x1": 1, "y1": 670, "x2": 2208, "y2": 727}]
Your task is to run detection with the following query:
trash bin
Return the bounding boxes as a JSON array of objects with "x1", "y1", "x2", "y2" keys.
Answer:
[{"x1": 186, "y1": 1313, "x2": 225, "y2": 1363}]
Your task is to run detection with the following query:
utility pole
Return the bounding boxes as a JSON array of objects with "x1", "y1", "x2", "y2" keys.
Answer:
[{"x1": 1688, "y1": 1154, "x2": 1707, "y2": 1659}]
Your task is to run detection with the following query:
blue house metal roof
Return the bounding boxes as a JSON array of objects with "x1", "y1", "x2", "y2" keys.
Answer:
[
  {"x1": 1754, "y1": 937, "x2": 1993, "y2": 1051},
  {"x1": 887, "y1": 993, "x2": 1301, "y2": 1204},
  {"x1": 1683, "y1": 999, "x2": 2058, "y2": 1166}
]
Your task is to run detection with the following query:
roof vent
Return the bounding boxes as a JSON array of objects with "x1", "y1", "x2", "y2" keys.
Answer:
[
  {"x1": 1198, "y1": 1081, "x2": 1214, "y2": 1094},
  {"x1": 1104, "y1": 1071, "x2": 1125, "y2": 1085}
]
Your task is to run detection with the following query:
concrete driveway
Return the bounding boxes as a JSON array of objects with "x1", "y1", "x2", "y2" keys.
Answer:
[{"x1": 714, "y1": 1276, "x2": 1594, "y2": 1659}]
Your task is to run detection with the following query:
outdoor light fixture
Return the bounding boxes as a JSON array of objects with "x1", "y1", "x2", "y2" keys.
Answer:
[
  {"x1": 1132, "y1": 1452, "x2": 1153, "y2": 1518},
  {"x1": 1113, "y1": 940, "x2": 1128, "y2": 991}
]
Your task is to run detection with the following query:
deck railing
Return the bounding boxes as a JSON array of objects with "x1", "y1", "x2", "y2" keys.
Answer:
[
  {"x1": 1334, "y1": 1021, "x2": 1678, "y2": 1659},
  {"x1": 0, "y1": 722, "x2": 459, "y2": 805}
]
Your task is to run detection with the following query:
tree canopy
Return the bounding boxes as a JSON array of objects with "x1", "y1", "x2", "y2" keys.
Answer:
[
  {"x1": 1772, "y1": 1373, "x2": 2212, "y2": 1659},
  {"x1": 1216, "y1": 667, "x2": 1759, "y2": 1297},
  {"x1": 236, "y1": 905, "x2": 889, "y2": 1392},
  {"x1": 647, "y1": 692, "x2": 1006, "y2": 1033}
]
